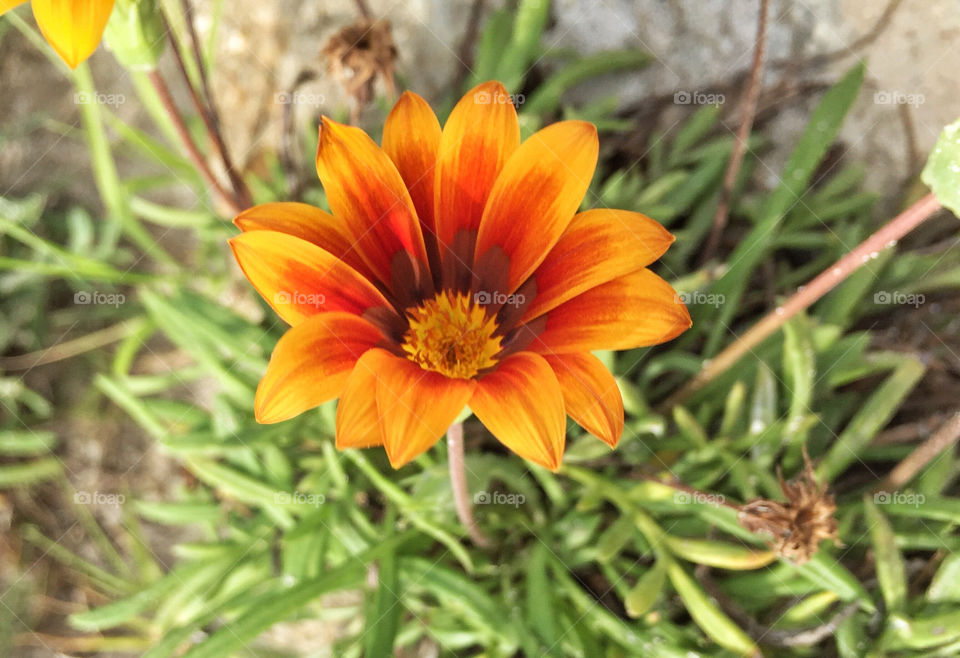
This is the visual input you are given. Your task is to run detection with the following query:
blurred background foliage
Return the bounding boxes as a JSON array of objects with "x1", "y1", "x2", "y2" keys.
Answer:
[{"x1": 2, "y1": 0, "x2": 960, "y2": 656}]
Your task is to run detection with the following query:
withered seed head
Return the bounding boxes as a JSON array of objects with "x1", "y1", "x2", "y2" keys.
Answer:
[
  {"x1": 737, "y1": 449, "x2": 839, "y2": 564},
  {"x1": 322, "y1": 19, "x2": 397, "y2": 113}
]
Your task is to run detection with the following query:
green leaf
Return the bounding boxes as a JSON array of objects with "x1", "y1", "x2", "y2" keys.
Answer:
[
  {"x1": 928, "y1": 553, "x2": 960, "y2": 602},
  {"x1": 0, "y1": 430, "x2": 56, "y2": 456},
  {"x1": 523, "y1": 50, "x2": 654, "y2": 116},
  {"x1": 526, "y1": 542, "x2": 561, "y2": 647},
  {"x1": 783, "y1": 314, "x2": 815, "y2": 437},
  {"x1": 664, "y1": 536, "x2": 776, "y2": 570},
  {"x1": 706, "y1": 63, "x2": 865, "y2": 355},
  {"x1": 184, "y1": 458, "x2": 297, "y2": 527},
  {"x1": 364, "y1": 548, "x2": 401, "y2": 658},
  {"x1": 793, "y1": 551, "x2": 875, "y2": 611},
  {"x1": 864, "y1": 496, "x2": 907, "y2": 614},
  {"x1": 818, "y1": 355, "x2": 925, "y2": 481},
  {"x1": 0, "y1": 458, "x2": 62, "y2": 487},
  {"x1": 921, "y1": 116, "x2": 960, "y2": 217},
  {"x1": 496, "y1": 0, "x2": 550, "y2": 91},
  {"x1": 596, "y1": 514, "x2": 636, "y2": 562},
  {"x1": 71, "y1": 557, "x2": 225, "y2": 631},
  {"x1": 402, "y1": 557, "x2": 521, "y2": 650},
  {"x1": 666, "y1": 560, "x2": 758, "y2": 656},
  {"x1": 624, "y1": 560, "x2": 666, "y2": 618},
  {"x1": 182, "y1": 564, "x2": 367, "y2": 658}
]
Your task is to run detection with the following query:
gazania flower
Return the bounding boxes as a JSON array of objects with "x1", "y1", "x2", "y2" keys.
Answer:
[
  {"x1": 2, "y1": 0, "x2": 115, "y2": 69},
  {"x1": 230, "y1": 81, "x2": 691, "y2": 470}
]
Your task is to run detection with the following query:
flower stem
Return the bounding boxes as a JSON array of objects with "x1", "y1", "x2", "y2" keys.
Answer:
[
  {"x1": 146, "y1": 70, "x2": 241, "y2": 215},
  {"x1": 171, "y1": 1, "x2": 253, "y2": 208},
  {"x1": 702, "y1": 0, "x2": 769, "y2": 262},
  {"x1": 447, "y1": 423, "x2": 490, "y2": 548},
  {"x1": 663, "y1": 192, "x2": 942, "y2": 410}
]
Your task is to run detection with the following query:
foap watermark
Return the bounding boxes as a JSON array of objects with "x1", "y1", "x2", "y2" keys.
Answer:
[
  {"x1": 873, "y1": 491, "x2": 925, "y2": 508},
  {"x1": 75, "y1": 291, "x2": 125, "y2": 307},
  {"x1": 674, "y1": 90, "x2": 725, "y2": 106},
  {"x1": 675, "y1": 291, "x2": 725, "y2": 307},
  {"x1": 474, "y1": 90, "x2": 525, "y2": 107},
  {"x1": 874, "y1": 291, "x2": 924, "y2": 308},
  {"x1": 673, "y1": 491, "x2": 726, "y2": 506},
  {"x1": 873, "y1": 90, "x2": 925, "y2": 107},
  {"x1": 274, "y1": 91, "x2": 326, "y2": 106},
  {"x1": 474, "y1": 490, "x2": 525, "y2": 508},
  {"x1": 274, "y1": 491, "x2": 326, "y2": 507},
  {"x1": 474, "y1": 290, "x2": 525, "y2": 307},
  {"x1": 74, "y1": 91, "x2": 126, "y2": 108},
  {"x1": 274, "y1": 290, "x2": 326, "y2": 308},
  {"x1": 74, "y1": 491, "x2": 126, "y2": 507}
]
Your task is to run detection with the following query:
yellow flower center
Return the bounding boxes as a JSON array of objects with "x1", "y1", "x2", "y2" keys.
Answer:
[{"x1": 401, "y1": 292, "x2": 502, "y2": 379}]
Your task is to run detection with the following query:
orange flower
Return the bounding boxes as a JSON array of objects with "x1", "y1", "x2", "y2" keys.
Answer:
[
  {"x1": 2, "y1": 0, "x2": 115, "y2": 69},
  {"x1": 230, "y1": 82, "x2": 691, "y2": 470}
]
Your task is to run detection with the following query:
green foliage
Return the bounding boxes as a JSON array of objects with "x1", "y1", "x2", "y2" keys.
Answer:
[{"x1": 923, "y1": 116, "x2": 960, "y2": 217}]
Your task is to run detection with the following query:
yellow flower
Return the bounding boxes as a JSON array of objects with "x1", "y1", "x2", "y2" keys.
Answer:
[
  {"x1": 231, "y1": 81, "x2": 691, "y2": 470},
  {"x1": 2, "y1": 0, "x2": 115, "y2": 68}
]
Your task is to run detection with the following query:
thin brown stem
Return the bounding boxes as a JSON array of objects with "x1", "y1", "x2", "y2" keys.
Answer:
[
  {"x1": 877, "y1": 411, "x2": 960, "y2": 492},
  {"x1": 702, "y1": 0, "x2": 769, "y2": 262},
  {"x1": 447, "y1": 422, "x2": 490, "y2": 548},
  {"x1": 352, "y1": 0, "x2": 373, "y2": 20},
  {"x1": 177, "y1": 0, "x2": 252, "y2": 208},
  {"x1": 146, "y1": 70, "x2": 241, "y2": 215},
  {"x1": 662, "y1": 193, "x2": 942, "y2": 410}
]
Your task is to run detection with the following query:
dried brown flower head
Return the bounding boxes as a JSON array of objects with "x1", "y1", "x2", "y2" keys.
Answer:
[
  {"x1": 322, "y1": 18, "x2": 397, "y2": 120},
  {"x1": 737, "y1": 450, "x2": 839, "y2": 564}
]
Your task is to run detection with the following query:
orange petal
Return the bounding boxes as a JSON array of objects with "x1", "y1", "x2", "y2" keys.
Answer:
[
  {"x1": 362, "y1": 350, "x2": 475, "y2": 468},
  {"x1": 335, "y1": 350, "x2": 385, "y2": 449},
  {"x1": 475, "y1": 121, "x2": 598, "y2": 294},
  {"x1": 255, "y1": 313, "x2": 383, "y2": 424},
  {"x1": 315, "y1": 117, "x2": 428, "y2": 287},
  {"x1": 234, "y1": 202, "x2": 372, "y2": 281},
  {"x1": 470, "y1": 352, "x2": 566, "y2": 470},
  {"x1": 526, "y1": 269, "x2": 692, "y2": 353},
  {"x1": 32, "y1": 0, "x2": 115, "y2": 69},
  {"x1": 544, "y1": 353, "x2": 623, "y2": 448},
  {"x1": 229, "y1": 230, "x2": 392, "y2": 326},
  {"x1": 523, "y1": 209, "x2": 675, "y2": 322},
  {"x1": 383, "y1": 92, "x2": 442, "y2": 253},
  {"x1": 434, "y1": 81, "x2": 520, "y2": 265}
]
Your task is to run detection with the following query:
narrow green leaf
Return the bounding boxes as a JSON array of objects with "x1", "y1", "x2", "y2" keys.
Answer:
[
  {"x1": 624, "y1": 560, "x2": 666, "y2": 618},
  {"x1": 364, "y1": 548, "x2": 400, "y2": 658},
  {"x1": 596, "y1": 515, "x2": 636, "y2": 562},
  {"x1": 664, "y1": 536, "x2": 776, "y2": 570},
  {"x1": 864, "y1": 496, "x2": 907, "y2": 614},
  {"x1": 706, "y1": 63, "x2": 865, "y2": 355},
  {"x1": 928, "y1": 553, "x2": 960, "y2": 602},
  {"x1": 182, "y1": 564, "x2": 367, "y2": 658},
  {"x1": 0, "y1": 458, "x2": 62, "y2": 487},
  {"x1": 0, "y1": 430, "x2": 57, "y2": 456},
  {"x1": 666, "y1": 560, "x2": 758, "y2": 656},
  {"x1": 523, "y1": 50, "x2": 653, "y2": 116},
  {"x1": 783, "y1": 314, "x2": 816, "y2": 437},
  {"x1": 793, "y1": 551, "x2": 875, "y2": 611},
  {"x1": 526, "y1": 542, "x2": 561, "y2": 647},
  {"x1": 818, "y1": 355, "x2": 925, "y2": 480}
]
